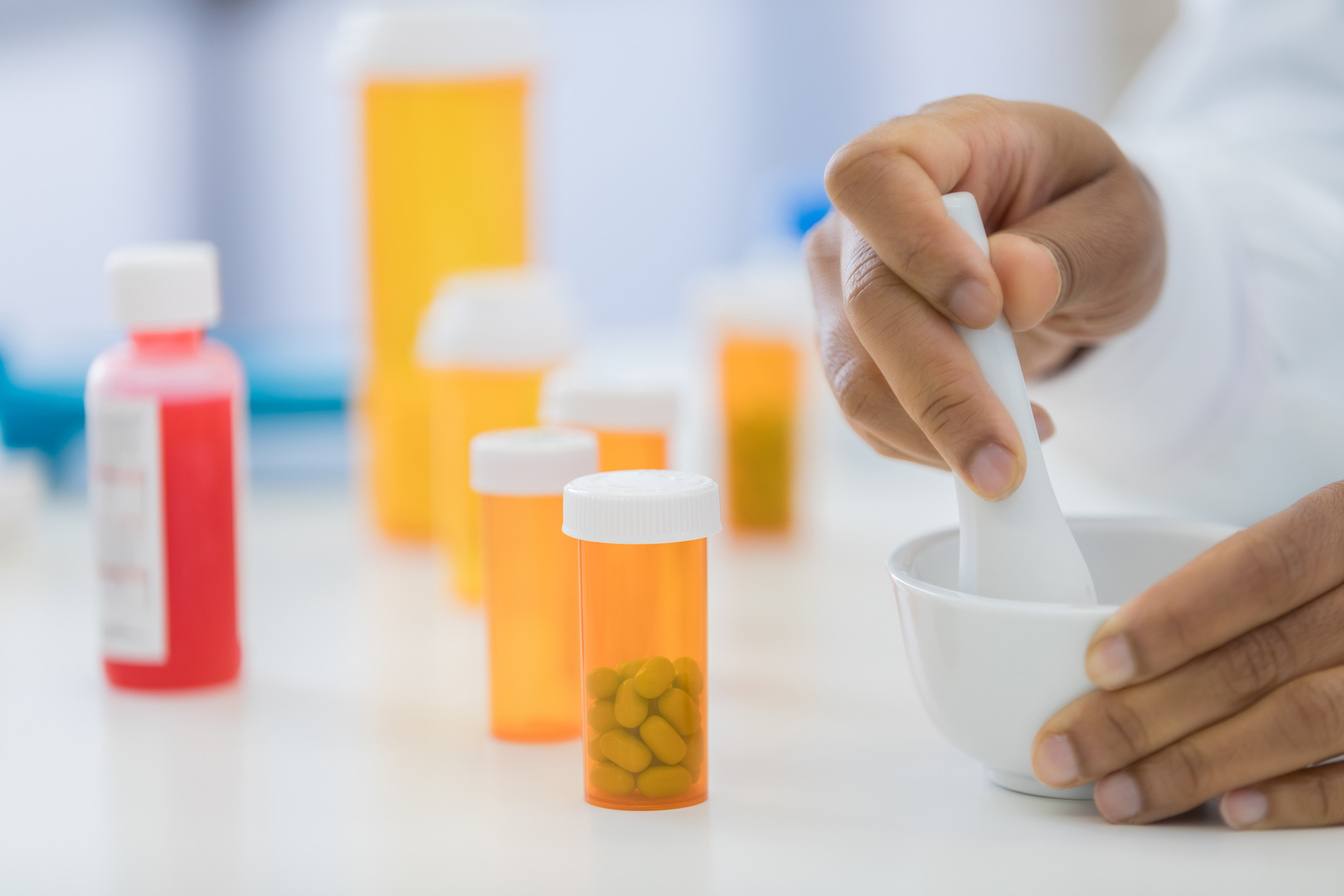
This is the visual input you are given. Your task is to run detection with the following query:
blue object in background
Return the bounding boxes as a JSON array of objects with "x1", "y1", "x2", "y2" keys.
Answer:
[{"x1": 793, "y1": 192, "x2": 832, "y2": 239}]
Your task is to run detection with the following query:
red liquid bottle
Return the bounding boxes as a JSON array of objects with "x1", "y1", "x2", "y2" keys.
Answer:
[{"x1": 86, "y1": 243, "x2": 244, "y2": 689}]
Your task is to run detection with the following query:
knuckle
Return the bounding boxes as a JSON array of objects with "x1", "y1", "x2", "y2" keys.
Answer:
[
  {"x1": 830, "y1": 356, "x2": 884, "y2": 426},
  {"x1": 1311, "y1": 772, "x2": 1337, "y2": 823},
  {"x1": 840, "y1": 249, "x2": 897, "y2": 329},
  {"x1": 1218, "y1": 624, "x2": 1294, "y2": 700},
  {"x1": 1095, "y1": 698, "x2": 1152, "y2": 764},
  {"x1": 824, "y1": 138, "x2": 900, "y2": 210},
  {"x1": 1279, "y1": 673, "x2": 1344, "y2": 753},
  {"x1": 1165, "y1": 740, "x2": 1212, "y2": 797},
  {"x1": 907, "y1": 365, "x2": 979, "y2": 443},
  {"x1": 1241, "y1": 530, "x2": 1306, "y2": 600}
]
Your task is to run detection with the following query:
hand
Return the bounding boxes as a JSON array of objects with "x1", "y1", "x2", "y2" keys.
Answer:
[
  {"x1": 805, "y1": 95, "x2": 1164, "y2": 498},
  {"x1": 1032, "y1": 482, "x2": 1344, "y2": 829}
]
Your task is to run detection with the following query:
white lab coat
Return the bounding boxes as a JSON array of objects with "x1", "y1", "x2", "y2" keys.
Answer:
[{"x1": 1032, "y1": 0, "x2": 1344, "y2": 525}]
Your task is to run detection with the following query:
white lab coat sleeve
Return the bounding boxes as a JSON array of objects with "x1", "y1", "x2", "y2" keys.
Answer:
[{"x1": 1028, "y1": 0, "x2": 1344, "y2": 525}]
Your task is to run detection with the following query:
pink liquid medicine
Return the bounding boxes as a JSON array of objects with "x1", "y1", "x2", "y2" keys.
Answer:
[{"x1": 86, "y1": 244, "x2": 244, "y2": 690}]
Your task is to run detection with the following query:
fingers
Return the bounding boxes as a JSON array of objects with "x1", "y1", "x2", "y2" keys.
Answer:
[
  {"x1": 987, "y1": 159, "x2": 1165, "y2": 335},
  {"x1": 837, "y1": 219, "x2": 1025, "y2": 498},
  {"x1": 1221, "y1": 761, "x2": 1344, "y2": 830},
  {"x1": 1085, "y1": 482, "x2": 1344, "y2": 690},
  {"x1": 824, "y1": 97, "x2": 1126, "y2": 332},
  {"x1": 1089, "y1": 666, "x2": 1344, "y2": 824},
  {"x1": 824, "y1": 109, "x2": 1000, "y2": 328},
  {"x1": 1033, "y1": 584, "x2": 1344, "y2": 789}
]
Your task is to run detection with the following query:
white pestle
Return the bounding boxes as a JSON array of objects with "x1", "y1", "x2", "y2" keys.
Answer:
[{"x1": 943, "y1": 192, "x2": 1096, "y2": 605}]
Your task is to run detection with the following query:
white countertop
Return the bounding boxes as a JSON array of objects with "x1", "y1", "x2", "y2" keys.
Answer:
[{"x1": 1, "y1": 442, "x2": 1340, "y2": 895}]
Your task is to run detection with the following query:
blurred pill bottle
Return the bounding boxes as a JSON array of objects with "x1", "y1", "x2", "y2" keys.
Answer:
[
  {"x1": 418, "y1": 269, "x2": 576, "y2": 604},
  {"x1": 471, "y1": 426, "x2": 597, "y2": 741},
  {"x1": 541, "y1": 377, "x2": 678, "y2": 472},
  {"x1": 695, "y1": 263, "x2": 812, "y2": 536},
  {"x1": 335, "y1": 7, "x2": 536, "y2": 541},
  {"x1": 563, "y1": 470, "x2": 720, "y2": 810},
  {"x1": 86, "y1": 243, "x2": 245, "y2": 690}
]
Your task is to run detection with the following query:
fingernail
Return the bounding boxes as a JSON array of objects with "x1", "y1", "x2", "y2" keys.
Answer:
[
  {"x1": 948, "y1": 280, "x2": 998, "y2": 328},
  {"x1": 1035, "y1": 735, "x2": 1080, "y2": 787},
  {"x1": 967, "y1": 443, "x2": 1019, "y2": 499},
  {"x1": 1095, "y1": 772, "x2": 1142, "y2": 823},
  {"x1": 1087, "y1": 634, "x2": 1136, "y2": 689},
  {"x1": 1033, "y1": 409, "x2": 1056, "y2": 442},
  {"x1": 1222, "y1": 788, "x2": 1268, "y2": 829}
]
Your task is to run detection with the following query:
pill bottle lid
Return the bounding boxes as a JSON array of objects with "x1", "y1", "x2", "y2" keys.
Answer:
[
  {"x1": 416, "y1": 268, "x2": 577, "y2": 370},
  {"x1": 690, "y1": 260, "x2": 814, "y2": 339},
  {"x1": 106, "y1": 242, "x2": 221, "y2": 332},
  {"x1": 562, "y1": 469, "x2": 721, "y2": 544},
  {"x1": 471, "y1": 426, "x2": 597, "y2": 497},
  {"x1": 541, "y1": 375, "x2": 678, "y2": 432},
  {"x1": 331, "y1": 6, "x2": 537, "y2": 81}
]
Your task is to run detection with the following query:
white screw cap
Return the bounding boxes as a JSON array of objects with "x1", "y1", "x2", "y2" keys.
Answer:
[
  {"x1": 416, "y1": 268, "x2": 577, "y2": 370},
  {"x1": 470, "y1": 427, "x2": 598, "y2": 497},
  {"x1": 106, "y1": 242, "x2": 221, "y2": 332},
  {"x1": 562, "y1": 469, "x2": 721, "y2": 545},
  {"x1": 542, "y1": 376, "x2": 678, "y2": 432}
]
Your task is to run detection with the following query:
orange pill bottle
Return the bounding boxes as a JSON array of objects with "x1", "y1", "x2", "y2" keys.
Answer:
[
  {"x1": 417, "y1": 270, "x2": 576, "y2": 604},
  {"x1": 338, "y1": 8, "x2": 536, "y2": 540},
  {"x1": 471, "y1": 427, "x2": 597, "y2": 742},
  {"x1": 698, "y1": 263, "x2": 811, "y2": 536},
  {"x1": 542, "y1": 378, "x2": 678, "y2": 472},
  {"x1": 562, "y1": 470, "x2": 721, "y2": 810}
]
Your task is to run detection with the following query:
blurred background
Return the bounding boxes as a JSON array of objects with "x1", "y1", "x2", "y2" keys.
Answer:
[{"x1": 0, "y1": 0, "x2": 1175, "y2": 490}]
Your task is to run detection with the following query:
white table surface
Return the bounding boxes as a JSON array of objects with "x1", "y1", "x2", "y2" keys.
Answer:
[{"x1": 1, "y1": 444, "x2": 1341, "y2": 896}]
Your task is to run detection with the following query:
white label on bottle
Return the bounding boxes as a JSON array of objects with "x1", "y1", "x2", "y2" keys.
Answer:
[{"x1": 89, "y1": 395, "x2": 166, "y2": 663}]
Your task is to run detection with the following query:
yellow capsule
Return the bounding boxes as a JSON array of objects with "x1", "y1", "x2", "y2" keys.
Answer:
[
  {"x1": 636, "y1": 764, "x2": 692, "y2": 799},
  {"x1": 682, "y1": 731, "x2": 704, "y2": 781},
  {"x1": 656, "y1": 687, "x2": 700, "y2": 737},
  {"x1": 616, "y1": 658, "x2": 645, "y2": 680},
  {"x1": 586, "y1": 667, "x2": 619, "y2": 699},
  {"x1": 600, "y1": 728, "x2": 652, "y2": 774},
  {"x1": 672, "y1": 657, "x2": 704, "y2": 696},
  {"x1": 590, "y1": 761, "x2": 636, "y2": 796},
  {"x1": 587, "y1": 699, "x2": 618, "y2": 733},
  {"x1": 587, "y1": 734, "x2": 605, "y2": 762},
  {"x1": 633, "y1": 656, "x2": 675, "y2": 699},
  {"x1": 638, "y1": 714, "x2": 687, "y2": 765},
  {"x1": 613, "y1": 678, "x2": 648, "y2": 728}
]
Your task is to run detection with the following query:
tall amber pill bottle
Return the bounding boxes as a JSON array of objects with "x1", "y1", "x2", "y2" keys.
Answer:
[
  {"x1": 418, "y1": 270, "x2": 575, "y2": 604},
  {"x1": 337, "y1": 8, "x2": 536, "y2": 540},
  {"x1": 542, "y1": 379, "x2": 678, "y2": 472},
  {"x1": 562, "y1": 470, "x2": 721, "y2": 810},
  {"x1": 471, "y1": 427, "x2": 597, "y2": 742}
]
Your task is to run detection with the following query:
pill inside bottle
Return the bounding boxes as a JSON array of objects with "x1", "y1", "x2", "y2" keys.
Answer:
[{"x1": 563, "y1": 469, "x2": 721, "y2": 810}]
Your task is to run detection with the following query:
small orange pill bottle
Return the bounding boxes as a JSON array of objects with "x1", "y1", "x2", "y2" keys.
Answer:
[
  {"x1": 471, "y1": 427, "x2": 597, "y2": 742},
  {"x1": 562, "y1": 470, "x2": 721, "y2": 810},
  {"x1": 417, "y1": 270, "x2": 576, "y2": 604},
  {"x1": 697, "y1": 263, "x2": 811, "y2": 536},
  {"x1": 542, "y1": 378, "x2": 678, "y2": 472}
]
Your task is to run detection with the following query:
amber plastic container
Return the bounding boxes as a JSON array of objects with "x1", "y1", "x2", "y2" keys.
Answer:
[
  {"x1": 721, "y1": 335, "x2": 800, "y2": 532},
  {"x1": 338, "y1": 7, "x2": 536, "y2": 540},
  {"x1": 542, "y1": 378, "x2": 678, "y2": 472},
  {"x1": 417, "y1": 270, "x2": 575, "y2": 603},
  {"x1": 471, "y1": 427, "x2": 597, "y2": 741},
  {"x1": 562, "y1": 470, "x2": 721, "y2": 810}
]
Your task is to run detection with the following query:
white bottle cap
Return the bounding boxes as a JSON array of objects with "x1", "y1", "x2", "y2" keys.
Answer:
[
  {"x1": 470, "y1": 426, "x2": 597, "y2": 497},
  {"x1": 105, "y1": 242, "x2": 221, "y2": 332},
  {"x1": 541, "y1": 376, "x2": 678, "y2": 433},
  {"x1": 416, "y1": 268, "x2": 577, "y2": 370},
  {"x1": 331, "y1": 7, "x2": 538, "y2": 81},
  {"x1": 692, "y1": 260, "x2": 815, "y2": 338},
  {"x1": 562, "y1": 470, "x2": 721, "y2": 545}
]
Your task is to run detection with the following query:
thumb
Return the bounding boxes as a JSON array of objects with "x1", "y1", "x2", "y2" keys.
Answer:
[{"x1": 987, "y1": 159, "x2": 1165, "y2": 337}]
